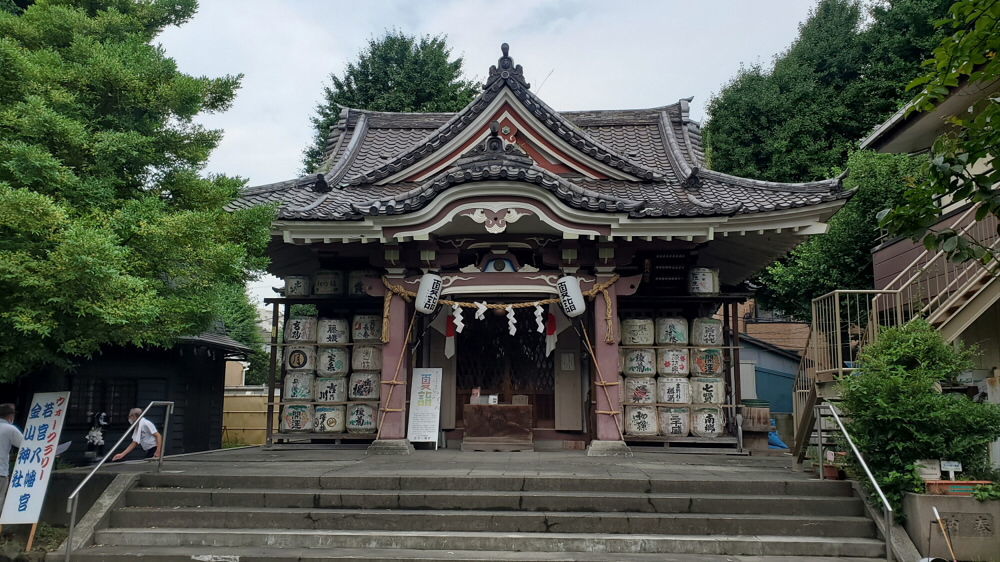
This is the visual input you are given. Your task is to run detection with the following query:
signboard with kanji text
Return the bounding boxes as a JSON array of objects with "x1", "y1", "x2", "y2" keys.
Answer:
[{"x1": 0, "y1": 391, "x2": 70, "y2": 524}]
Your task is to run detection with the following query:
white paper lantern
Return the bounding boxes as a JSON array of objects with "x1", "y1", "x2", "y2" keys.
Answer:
[
  {"x1": 415, "y1": 273, "x2": 443, "y2": 314},
  {"x1": 556, "y1": 276, "x2": 586, "y2": 318}
]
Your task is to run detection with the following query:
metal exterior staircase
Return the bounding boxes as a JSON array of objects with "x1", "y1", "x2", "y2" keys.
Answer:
[{"x1": 792, "y1": 204, "x2": 999, "y2": 462}]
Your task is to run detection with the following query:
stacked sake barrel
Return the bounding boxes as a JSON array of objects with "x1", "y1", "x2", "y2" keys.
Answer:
[
  {"x1": 620, "y1": 315, "x2": 727, "y2": 439},
  {"x1": 280, "y1": 316, "x2": 318, "y2": 433},
  {"x1": 283, "y1": 269, "x2": 375, "y2": 298},
  {"x1": 345, "y1": 314, "x2": 381, "y2": 434}
]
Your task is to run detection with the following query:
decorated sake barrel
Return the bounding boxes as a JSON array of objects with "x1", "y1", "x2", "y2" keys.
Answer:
[
  {"x1": 622, "y1": 348, "x2": 656, "y2": 376},
  {"x1": 280, "y1": 404, "x2": 313, "y2": 433},
  {"x1": 314, "y1": 405, "x2": 346, "y2": 433},
  {"x1": 658, "y1": 406, "x2": 690, "y2": 437},
  {"x1": 317, "y1": 318, "x2": 350, "y2": 346},
  {"x1": 657, "y1": 377, "x2": 691, "y2": 404},
  {"x1": 351, "y1": 314, "x2": 382, "y2": 342},
  {"x1": 691, "y1": 348, "x2": 724, "y2": 376},
  {"x1": 351, "y1": 345, "x2": 382, "y2": 371},
  {"x1": 625, "y1": 377, "x2": 656, "y2": 404},
  {"x1": 283, "y1": 316, "x2": 317, "y2": 343},
  {"x1": 691, "y1": 377, "x2": 725, "y2": 404},
  {"x1": 655, "y1": 317, "x2": 688, "y2": 345},
  {"x1": 314, "y1": 376, "x2": 347, "y2": 403},
  {"x1": 284, "y1": 275, "x2": 311, "y2": 297},
  {"x1": 657, "y1": 348, "x2": 689, "y2": 376},
  {"x1": 347, "y1": 270, "x2": 375, "y2": 296},
  {"x1": 691, "y1": 317, "x2": 724, "y2": 346},
  {"x1": 348, "y1": 371, "x2": 380, "y2": 400},
  {"x1": 625, "y1": 405, "x2": 658, "y2": 436},
  {"x1": 282, "y1": 371, "x2": 314, "y2": 401},
  {"x1": 346, "y1": 403, "x2": 376, "y2": 434},
  {"x1": 316, "y1": 347, "x2": 349, "y2": 376},
  {"x1": 313, "y1": 270, "x2": 345, "y2": 296},
  {"x1": 688, "y1": 267, "x2": 719, "y2": 295},
  {"x1": 284, "y1": 345, "x2": 316, "y2": 371},
  {"x1": 691, "y1": 405, "x2": 724, "y2": 438},
  {"x1": 620, "y1": 318, "x2": 655, "y2": 346}
]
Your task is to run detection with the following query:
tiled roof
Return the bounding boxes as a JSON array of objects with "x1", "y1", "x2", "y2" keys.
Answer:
[{"x1": 231, "y1": 45, "x2": 847, "y2": 221}]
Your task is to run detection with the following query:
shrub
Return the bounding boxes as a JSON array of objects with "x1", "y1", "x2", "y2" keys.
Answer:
[{"x1": 839, "y1": 319, "x2": 1000, "y2": 515}]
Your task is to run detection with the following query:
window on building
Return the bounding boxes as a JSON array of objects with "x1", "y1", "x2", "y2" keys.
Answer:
[{"x1": 67, "y1": 377, "x2": 138, "y2": 428}]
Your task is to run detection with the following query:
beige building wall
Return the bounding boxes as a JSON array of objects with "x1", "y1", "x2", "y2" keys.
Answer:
[{"x1": 223, "y1": 386, "x2": 278, "y2": 445}]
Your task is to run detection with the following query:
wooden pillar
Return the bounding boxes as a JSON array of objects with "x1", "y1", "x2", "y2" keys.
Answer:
[
  {"x1": 378, "y1": 288, "x2": 409, "y2": 440},
  {"x1": 593, "y1": 276, "x2": 622, "y2": 441}
]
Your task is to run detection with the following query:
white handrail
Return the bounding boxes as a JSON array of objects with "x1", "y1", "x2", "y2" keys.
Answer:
[
  {"x1": 63, "y1": 401, "x2": 174, "y2": 561},
  {"x1": 817, "y1": 403, "x2": 894, "y2": 562}
]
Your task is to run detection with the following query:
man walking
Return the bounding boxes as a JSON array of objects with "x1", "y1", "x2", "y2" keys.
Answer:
[
  {"x1": 112, "y1": 408, "x2": 162, "y2": 461},
  {"x1": 0, "y1": 404, "x2": 24, "y2": 507}
]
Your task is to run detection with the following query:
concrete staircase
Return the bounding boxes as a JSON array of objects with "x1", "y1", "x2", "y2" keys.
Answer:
[{"x1": 70, "y1": 472, "x2": 886, "y2": 561}]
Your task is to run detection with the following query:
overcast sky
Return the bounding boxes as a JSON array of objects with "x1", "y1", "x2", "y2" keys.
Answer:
[{"x1": 157, "y1": 0, "x2": 819, "y2": 303}]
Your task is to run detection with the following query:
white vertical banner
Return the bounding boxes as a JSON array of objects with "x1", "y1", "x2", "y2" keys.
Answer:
[
  {"x1": 1, "y1": 391, "x2": 70, "y2": 524},
  {"x1": 406, "y1": 368, "x2": 442, "y2": 446}
]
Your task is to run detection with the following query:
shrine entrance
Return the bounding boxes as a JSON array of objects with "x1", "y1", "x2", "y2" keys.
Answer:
[{"x1": 455, "y1": 306, "x2": 555, "y2": 430}]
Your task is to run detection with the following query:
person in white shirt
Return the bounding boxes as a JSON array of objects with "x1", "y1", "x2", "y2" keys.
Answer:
[
  {"x1": 0, "y1": 403, "x2": 24, "y2": 507},
  {"x1": 112, "y1": 408, "x2": 162, "y2": 461}
]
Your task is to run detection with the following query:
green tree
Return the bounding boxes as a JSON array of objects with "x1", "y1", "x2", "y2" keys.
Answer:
[
  {"x1": 215, "y1": 283, "x2": 268, "y2": 385},
  {"x1": 0, "y1": 0, "x2": 274, "y2": 380},
  {"x1": 755, "y1": 151, "x2": 922, "y2": 318},
  {"x1": 879, "y1": 0, "x2": 1000, "y2": 265},
  {"x1": 302, "y1": 31, "x2": 478, "y2": 172}
]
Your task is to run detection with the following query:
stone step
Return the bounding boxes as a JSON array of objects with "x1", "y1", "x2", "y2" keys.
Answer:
[
  {"x1": 110, "y1": 507, "x2": 876, "y2": 537},
  {"x1": 92, "y1": 528, "x2": 887, "y2": 558},
  {"x1": 65, "y1": 545, "x2": 888, "y2": 562},
  {"x1": 137, "y1": 473, "x2": 854, "y2": 496},
  {"x1": 125, "y1": 487, "x2": 866, "y2": 516}
]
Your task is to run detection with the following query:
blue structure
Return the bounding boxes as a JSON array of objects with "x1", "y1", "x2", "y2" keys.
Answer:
[{"x1": 738, "y1": 334, "x2": 800, "y2": 414}]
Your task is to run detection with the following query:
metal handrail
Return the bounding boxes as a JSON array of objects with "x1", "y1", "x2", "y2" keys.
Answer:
[
  {"x1": 63, "y1": 401, "x2": 174, "y2": 561},
  {"x1": 816, "y1": 403, "x2": 894, "y2": 562}
]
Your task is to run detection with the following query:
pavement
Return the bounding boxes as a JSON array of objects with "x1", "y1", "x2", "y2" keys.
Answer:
[{"x1": 66, "y1": 446, "x2": 805, "y2": 482}]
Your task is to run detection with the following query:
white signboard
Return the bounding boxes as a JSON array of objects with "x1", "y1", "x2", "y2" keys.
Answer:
[
  {"x1": 407, "y1": 368, "x2": 442, "y2": 447},
  {"x1": 1, "y1": 391, "x2": 70, "y2": 524}
]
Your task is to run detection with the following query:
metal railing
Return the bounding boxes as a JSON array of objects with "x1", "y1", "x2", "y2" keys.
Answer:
[
  {"x1": 816, "y1": 403, "x2": 894, "y2": 562},
  {"x1": 64, "y1": 401, "x2": 174, "y2": 561},
  {"x1": 811, "y1": 290, "x2": 903, "y2": 382}
]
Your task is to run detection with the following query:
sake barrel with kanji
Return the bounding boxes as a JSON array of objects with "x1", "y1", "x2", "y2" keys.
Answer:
[
  {"x1": 280, "y1": 404, "x2": 313, "y2": 433},
  {"x1": 620, "y1": 318, "x2": 655, "y2": 346},
  {"x1": 691, "y1": 377, "x2": 725, "y2": 404},
  {"x1": 317, "y1": 318, "x2": 350, "y2": 346},
  {"x1": 314, "y1": 405, "x2": 346, "y2": 433},
  {"x1": 313, "y1": 270, "x2": 345, "y2": 296},
  {"x1": 348, "y1": 371, "x2": 380, "y2": 400},
  {"x1": 314, "y1": 376, "x2": 347, "y2": 403},
  {"x1": 656, "y1": 348, "x2": 689, "y2": 376},
  {"x1": 283, "y1": 345, "x2": 316, "y2": 371},
  {"x1": 658, "y1": 406, "x2": 690, "y2": 437},
  {"x1": 691, "y1": 405, "x2": 724, "y2": 438},
  {"x1": 351, "y1": 345, "x2": 382, "y2": 371},
  {"x1": 284, "y1": 275, "x2": 311, "y2": 297},
  {"x1": 655, "y1": 317, "x2": 688, "y2": 345},
  {"x1": 282, "y1": 371, "x2": 314, "y2": 401},
  {"x1": 624, "y1": 405, "x2": 658, "y2": 436},
  {"x1": 347, "y1": 270, "x2": 375, "y2": 296},
  {"x1": 656, "y1": 377, "x2": 691, "y2": 404},
  {"x1": 624, "y1": 377, "x2": 656, "y2": 404},
  {"x1": 688, "y1": 267, "x2": 720, "y2": 295},
  {"x1": 346, "y1": 403, "x2": 376, "y2": 434},
  {"x1": 317, "y1": 347, "x2": 349, "y2": 376},
  {"x1": 622, "y1": 348, "x2": 656, "y2": 376},
  {"x1": 351, "y1": 315, "x2": 382, "y2": 342},
  {"x1": 283, "y1": 316, "x2": 317, "y2": 343},
  {"x1": 691, "y1": 348, "x2": 725, "y2": 376},
  {"x1": 691, "y1": 317, "x2": 724, "y2": 346}
]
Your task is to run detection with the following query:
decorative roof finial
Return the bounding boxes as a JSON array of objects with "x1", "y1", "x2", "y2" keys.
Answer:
[{"x1": 485, "y1": 42, "x2": 530, "y2": 90}]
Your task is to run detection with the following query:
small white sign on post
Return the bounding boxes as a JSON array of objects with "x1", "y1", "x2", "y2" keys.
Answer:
[
  {"x1": 1, "y1": 391, "x2": 70, "y2": 526},
  {"x1": 940, "y1": 460, "x2": 963, "y2": 480},
  {"x1": 407, "y1": 368, "x2": 442, "y2": 448}
]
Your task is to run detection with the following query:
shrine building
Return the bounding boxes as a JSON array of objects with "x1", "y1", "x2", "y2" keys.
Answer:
[{"x1": 230, "y1": 44, "x2": 849, "y2": 455}]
